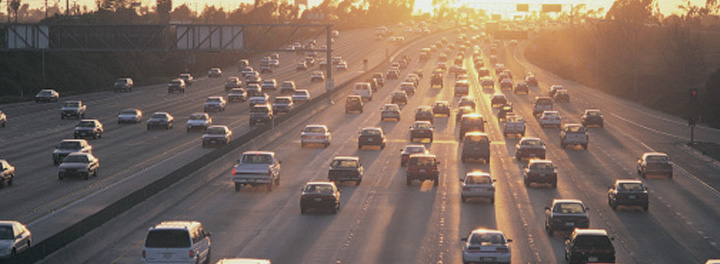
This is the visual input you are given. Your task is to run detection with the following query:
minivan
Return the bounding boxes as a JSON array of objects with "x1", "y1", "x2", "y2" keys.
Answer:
[
  {"x1": 353, "y1": 82, "x2": 373, "y2": 101},
  {"x1": 142, "y1": 221, "x2": 211, "y2": 264},
  {"x1": 461, "y1": 132, "x2": 490, "y2": 164}
]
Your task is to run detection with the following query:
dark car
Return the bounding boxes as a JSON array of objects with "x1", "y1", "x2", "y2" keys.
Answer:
[
  {"x1": 430, "y1": 72, "x2": 443, "y2": 88},
  {"x1": 565, "y1": 229, "x2": 616, "y2": 264},
  {"x1": 300, "y1": 181, "x2": 341, "y2": 214},
  {"x1": 414, "y1": 106, "x2": 434, "y2": 124},
  {"x1": 345, "y1": 95, "x2": 364, "y2": 114},
  {"x1": 523, "y1": 159, "x2": 557, "y2": 188},
  {"x1": 227, "y1": 88, "x2": 247, "y2": 102},
  {"x1": 358, "y1": 127, "x2": 386, "y2": 150},
  {"x1": 328, "y1": 156, "x2": 363, "y2": 185},
  {"x1": 458, "y1": 96, "x2": 476, "y2": 110},
  {"x1": 58, "y1": 153, "x2": 99, "y2": 180},
  {"x1": 0, "y1": 159, "x2": 15, "y2": 188},
  {"x1": 514, "y1": 82, "x2": 529, "y2": 94},
  {"x1": 387, "y1": 69, "x2": 400, "y2": 80},
  {"x1": 391, "y1": 91, "x2": 408, "y2": 105},
  {"x1": 581, "y1": 109, "x2": 604, "y2": 127},
  {"x1": 490, "y1": 94, "x2": 507, "y2": 107},
  {"x1": 525, "y1": 75, "x2": 538, "y2": 87},
  {"x1": 74, "y1": 119, "x2": 104, "y2": 139},
  {"x1": 35, "y1": 89, "x2": 60, "y2": 103},
  {"x1": 461, "y1": 132, "x2": 490, "y2": 164},
  {"x1": 179, "y1": 73, "x2": 193, "y2": 86},
  {"x1": 515, "y1": 137, "x2": 546, "y2": 160},
  {"x1": 608, "y1": 179, "x2": 649, "y2": 211},
  {"x1": 147, "y1": 112, "x2": 174, "y2": 130},
  {"x1": 114, "y1": 78, "x2": 134, "y2": 92},
  {"x1": 432, "y1": 101, "x2": 451, "y2": 116},
  {"x1": 409, "y1": 121, "x2": 434, "y2": 142},
  {"x1": 372, "y1": 72, "x2": 385, "y2": 87},
  {"x1": 545, "y1": 199, "x2": 590, "y2": 235},
  {"x1": 400, "y1": 144, "x2": 429, "y2": 166},
  {"x1": 637, "y1": 152, "x2": 672, "y2": 178},
  {"x1": 477, "y1": 68, "x2": 490, "y2": 77},
  {"x1": 225, "y1": 77, "x2": 242, "y2": 91},
  {"x1": 459, "y1": 114, "x2": 485, "y2": 139},
  {"x1": 554, "y1": 89, "x2": 570, "y2": 102},
  {"x1": 201, "y1": 125, "x2": 232, "y2": 148},
  {"x1": 168, "y1": 78, "x2": 186, "y2": 93},
  {"x1": 249, "y1": 104, "x2": 273, "y2": 126},
  {"x1": 406, "y1": 154, "x2": 440, "y2": 186},
  {"x1": 365, "y1": 78, "x2": 380, "y2": 92}
]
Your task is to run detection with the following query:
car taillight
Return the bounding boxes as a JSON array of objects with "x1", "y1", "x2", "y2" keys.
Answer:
[
  {"x1": 268, "y1": 169, "x2": 272, "y2": 175},
  {"x1": 142, "y1": 250, "x2": 146, "y2": 259},
  {"x1": 189, "y1": 249, "x2": 195, "y2": 258},
  {"x1": 488, "y1": 187, "x2": 495, "y2": 192},
  {"x1": 232, "y1": 168, "x2": 237, "y2": 175},
  {"x1": 496, "y1": 247, "x2": 509, "y2": 253},
  {"x1": 468, "y1": 246, "x2": 482, "y2": 252}
]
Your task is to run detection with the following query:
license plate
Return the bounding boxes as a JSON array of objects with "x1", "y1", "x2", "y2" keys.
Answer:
[
  {"x1": 628, "y1": 195, "x2": 636, "y2": 199},
  {"x1": 565, "y1": 222, "x2": 575, "y2": 226},
  {"x1": 588, "y1": 257, "x2": 599, "y2": 262},
  {"x1": 480, "y1": 257, "x2": 496, "y2": 261},
  {"x1": 314, "y1": 198, "x2": 322, "y2": 202},
  {"x1": 163, "y1": 253, "x2": 173, "y2": 259},
  {"x1": 210, "y1": 140, "x2": 217, "y2": 143},
  {"x1": 539, "y1": 174, "x2": 546, "y2": 177},
  {"x1": 419, "y1": 169, "x2": 426, "y2": 173}
]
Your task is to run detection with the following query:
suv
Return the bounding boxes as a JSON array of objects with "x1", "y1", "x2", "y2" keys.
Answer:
[
  {"x1": 381, "y1": 104, "x2": 401, "y2": 121},
  {"x1": 523, "y1": 159, "x2": 557, "y2": 188},
  {"x1": 345, "y1": 95, "x2": 363, "y2": 114},
  {"x1": 0, "y1": 160, "x2": 15, "y2": 188},
  {"x1": 637, "y1": 152, "x2": 672, "y2": 178},
  {"x1": 249, "y1": 104, "x2": 273, "y2": 126},
  {"x1": 459, "y1": 114, "x2": 485, "y2": 139},
  {"x1": 545, "y1": 199, "x2": 590, "y2": 235},
  {"x1": 533, "y1": 96, "x2": 553, "y2": 116},
  {"x1": 461, "y1": 132, "x2": 490, "y2": 164},
  {"x1": 358, "y1": 127, "x2": 386, "y2": 150},
  {"x1": 74, "y1": 119, "x2": 103, "y2": 139},
  {"x1": 409, "y1": 121, "x2": 434, "y2": 142},
  {"x1": 328, "y1": 156, "x2": 363, "y2": 185},
  {"x1": 53, "y1": 139, "x2": 92, "y2": 165},
  {"x1": 515, "y1": 137, "x2": 546, "y2": 160},
  {"x1": 564, "y1": 229, "x2": 616, "y2": 264},
  {"x1": 608, "y1": 179, "x2": 649, "y2": 211},
  {"x1": 204, "y1": 96, "x2": 226, "y2": 112},
  {"x1": 406, "y1": 154, "x2": 440, "y2": 186},
  {"x1": 168, "y1": 78, "x2": 186, "y2": 93},
  {"x1": 142, "y1": 221, "x2": 211, "y2": 264},
  {"x1": 114, "y1": 78, "x2": 134, "y2": 92},
  {"x1": 232, "y1": 151, "x2": 281, "y2": 191}
]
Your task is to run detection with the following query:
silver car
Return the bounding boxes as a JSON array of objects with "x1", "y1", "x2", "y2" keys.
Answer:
[
  {"x1": 301, "y1": 125, "x2": 332, "y2": 148},
  {"x1": 460, "y1": 172, "x2": 496, "y2": 203},
  {"x1": 380, "y1": 104, "x2": 401, "y2": 121},
  {"x1": 461, "y1": 229, "x2": 512, "y2": 264},
  {"x1": 187, "y1": 113, "x2": 212, "y2": 132},
  {"x1": 0, "y1": 221, "x2": 31, "y2": 259},
  {"x1": 202, "y1": 125, "x2": 232, "y2": 147},
  {"x1": 58, "y1": 152, "x2": 99, "y2": 180},
  {"x1": 117, "y1": 108, "x2": 142, "y2": 124},
  {"x1": 204, "y1": 96, "x2": 226, "y2": 112},
  {"x1": 53, "y1": 139, "x2": 92, "y2": 165}
]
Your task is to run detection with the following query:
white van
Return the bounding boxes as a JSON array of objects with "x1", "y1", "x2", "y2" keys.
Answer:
[
  {"x1": 142, "y1": 221, "x2": 211, "y2": 264},
  {"x1": 353, "y1": 82, "x2": 373, "y2": 101}
]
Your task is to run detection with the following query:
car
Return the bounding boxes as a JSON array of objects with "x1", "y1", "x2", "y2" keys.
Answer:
[
  {"x1": 581, "y1": 109, "x2": 604, "y2": 127},
  {"x1": 117, "y1": 108, "x2": 142, "y2": 124},
  {"x1": 296, "y1": 61, "x2": 308, "y2": 71},
  {"x1": 305, "y1": 57, "x2": 316, "y2": 66},
  {"x1": 310, "y1": 71, "x2": 325, "y2": 82},
  {"x1": 272, "y1": 96, "x2": 294, "y2": 114},
  {"x1": 186, "y1": 113, "x2": 212, "y2": 132},
  {"x1": 430, "y1": 72, "x2": 443, "y2": 89},
  {"x1": 549, "y1": 85, "x2": 565, "y2": 97},
  {"x1": 540, "y1": 110, "x2": 562, "y2": 128},
  {"x1": 301, "y1": 124, "x2": 332, "y2": 148},
  {"x1": 35, "y1": 89, "x2": 60, "y2": 103},
  {"x1": 461, "y1": 132, "x2": 490, "y2": 163},
  {"x1": 168, "y1": 78, "x2": 186, "y2": 93},
  {"x1": 533, "y1": 96, "x2": 554, "y2": 116},
  {"x1": 460, "y1": 172, "x2": 496, "y2": 203},
  {"x1": 260, "y1": 65, "x2": 273, "y2": 74},
  {"x1": 142, "y1": 221, "x2": 211, "y2": 264},
  {"x1": 386, "y1": 69, "x2": 400, "y2": 80},
  {"x1": 74, "y1": 119, "x2": 103, "y2": 139},
  {"x1": 459, "y1": 113, "x2": 485, "y2": 139},
  {"x1": 0, "y1": 221, "x2": 31, "y2": 259},
  {"x1": 637, "y1": 152, "x2": 673, "y2": 178},
  {"x1": 227, "y1": 88, "x2": 247, "y2": 102},
  {"x1": 245, "y1": 75, "x2": 262, "y2": 85},
  {"x1": 391, "y1": 91, "x2": 408, "y2": 105},
  {"x1": 238, "y1": 59, "x2": 250, "y2": 68},
  {"x1": 292, "y1": 89, "x2": 310, "y2": 103},
  {"x1": 232, "y1": 151, "x2": 281, "y2": 191},
  {"x1": 208, "y1": 67, "x2": 222, "y2": 77},
  {"x1": 372, "y1": 72, "x2": 385, "y2": 87},
  {"x1": 564, "y1": 229, "x2": 615, "y2": 264},
  {"x1": 179, "y1": 73, "x2": 194, "y2": 85},
  {"x1": 490, "y1": 94, "x2": 507, "y2": 107},
  {"x1": 400, "y1": 144, "x2": 429, "y2": 167},
  {"x1": 381, "y1": 104, "x2": 401, "y2": 121},
  {"x1": 455, "y1": 106, "x2": 474, "y2": 122},
  {"x1": 269, "y1": 59, "x2": 280, "y2": 67},
  {"x1": 52, "y1": 139, "x2": 92, "y2": 165},
  {"x1": 458, "y1": 96, "x2": 476, "y2": 110},
  {"x1": 608, "y1": 179, "x2": 649, "y2": 211},
  {"x1": 453, "y1": 80, "x2": 469, "y2": 96},
  {"x1": 399, "y1": 82, "x2": 416, "y2": 96},
  {"x1": 113, "y1": 78, "x2": 134, "y2": 92},
  {"x1": 432, "y1": 101, "x2": 451, "y2": 116},
  {"x1": 261, "y1": 79, "x2": 278, "y2": 90},
  {"x1": 300, "y1": 181, "x2": 341, "y2": 214},
  {"x1": 328, "y1": 156, "x2": 363, "y2": 185},
  {"x1": 358, "y1": 127, "x2": 386, "y2": 150},
  {"x1": 147, "y1": 112, "x2": 174, "y2": 130},
  {"x1": 60, "y1": 101, "x2": 86, "y2": 119},
  {"x1": 545, "y1": 199, "x2": 590, "y2": 235},
  {"x1": 497, "y1": 104, "x2": 514, "y2": 122},
  {"x1": 477, "y1": 68, "x2": 490, "y2": 77},
  {"x1": 0, "y1": 111, "x2": 5, "y2": 127},
  {"x1": 514, "y1": 81, "x2": 529, "y2": 94},
  {"x1": 353, "y1": 82, "x2": 373, "y2": 101},
  {"x1": 480, "y1": 77, "x2": 494, "y2": 89},
  {"x1": 204, "y1": 96, "x2": 227, "y2": 112},
  {"x1": 58, "y1": 152, "x2": 99, "y2": 180},
  {"x1": 202, "y1": 125, "x2": 232, "y2": 147},
  {"x1": 336, "y1": 61, "x2": 348, "y2": 71},
  {"x1": 241, "y1": 66, "x2": 255, "y2": 76},
  {"x1": 345, "y1": 95, "x2": 364, "y2": 114},
  {"x1": 245, "y1": 83, "x2": 262, "y2": 97},
  {"x1": 405, "y1": 74, "x2": 420, "y2": 86},
  {"x1": 248, "y1": 93, "x2": 270, "y2": 107},
  {"x1": 525, "y1": 74, "x2": 538, "y2": 87},
  {"x1": 494, "y1": 63, "x2": 507, "y2": 73},
  {"x1": 409, "y1": 121, "x2": 434, "y2": 142},
  {"x1": 500, "y1": 78, "x2": 514, "y2": 89},
  {"x1": 414, "y1": 106, "x2": 434, "y2": 124},
  {"x1": 406, "y1": 154, "x2": 440, "y2": 186},
  {"x1": 461, "y1": 229, "x2": 512, "y2": 264},
  {"x1": 560, "y1": 124, "x2": 589, "y2": 149},
  {"x1": 0, "y1": 160, "x2": 15, "y2": 188},
  {"x1": 523, "y1": 159, "x2": 557, "y2": 188},
  {"x1": 249, "y1": 104, "x2": 273, "y2": 126},
  {"x1": 280, "y1": 81, "x2": 296, "y2": 93},
  {"x1": 515, "y1": 137, "x2": 546, "y2": 160},
  {"x1": 554, "y1": 89, "x2": 570, "y2": 102}
]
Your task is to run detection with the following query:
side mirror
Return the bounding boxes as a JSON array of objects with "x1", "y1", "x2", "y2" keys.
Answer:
[
  {"x1": 585, "y1": 207, "x2": 590, "y2": 210},
  {"x1": 461, "y1": 238, "x2": 468, "y2": 242},
  {"x1": 506, "y1": 239, "x2": 513, "y2": 242},
  {"x1": 544, "y1": 206, "x2": 550, "y2": 211}
]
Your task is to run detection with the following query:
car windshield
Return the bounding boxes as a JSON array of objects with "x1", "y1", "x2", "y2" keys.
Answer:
[
  {"x1": 230, "y1": 89, "x2": 245, "y2": 94},
  {"x1": 39, "y1": 91, "x2": 52, "y2": 96},
  {"x1": 171, "y1": 80, "x2": 183, "y2": 85},
  {"x1": 554, "y1": 203, "x2": 585, "y2": 213},
  {"x1": 404, "y1": 146, "x2": 426, "y2": 153},
  {"x1": 294, "y1": 91, "x2": 307, "y2": 96},
  {"x1": 58, "y1": 142, "x2": 81, "y2": 149},
  {"x1": 414, "y1": 123, "x2": 432, "y2": 129},
  {"x1": 331, "y1": 160, "x2": 358, "y2": 168},
  {"x1": 250, "y1": 107, "x2": 269, "y2": 113},
  {"x1": 64, "y1": 102, "x2": 80, "y2": 107},
  {"x1": 409, "y1": 157, "x2": 435, "y2": 166},
  {"x1": 462, "y1": 117, "x2": 483, "y2": 126},
  {"x1": 522, "y1": 140, "x2": 542, "y2": 146},
  {"x1": 531, "y1": 163, "x2": 554, "y2": 171},
  {"x1": 470, "y1": 233, "x2": 505, "y2": 245},
  {"x1": 64, "y1": 155, "x2": 88, "y2": 163},
  {"x1": 241, "y1": 154, "x2": 272, "y2": 164},
  {"x1": 646, "y1": 155, "x2": 668, "y2": 163},
  {"x1": 120, "y1": 109, "x2": 137, "y2": 115},
  {"x1": 466, "y1": 134, "x2": 488, "y2": 143},
  {"x1": 537, "y1": 98, "x2": 552, "y2": 105},
  {"x1": 151, "y1": 114, "x2": 167, "y2": 119},
  {"x1": 275, "y1": 98, "x2": 291, "y2": 104},
  {"x1": 304, "y1": 184, "x2": 334, "y2": 194},
  {"x1": 466, "y1": 176, "x2": 491, "y2": 184},
  {"x1": 77, "y1": 121, "x2": 95, "y2": 127},
  {"x1": 206, "y1": 98, "x2": 221, "y2": 103},
  {"x1": 435, "y1": 102, "x2": 448, "y2": 108},
  {"x1": 0, "y1": 226, "x2": 13, "y2": 240},
  {"x1": 189, "y1": 114, "x2": 207, "y2": 120},
  {"x1": 587, "y1": 112, "x2": 601, "y2": 117},
  {"x1": 618, "y1": 183, "x2": 644, "y2": 191},
  {"x1": 574, "y1": 236, "x2": 613, "y2": 249},
  {"x1": 206, "y1": 127, "x2": 226, "y2": 135},
  {"x1": 145, "y1": 230, "x2": 191, "y2": 248},
  {"x1": 262, "y1": 80, "x2": 274, "y2": 84},
  {"x1": 304, "y1": 127, "x2": 326, "y2": 133},
  {"x1": 544, "y1": 112, "x2": 558, "y2": 117},
  {"x1": 362, "y1": 129, "x2": 381, "y2": 136},
  {"x1": 383, "y1": 105, "x2": 399, "y2": 111}
]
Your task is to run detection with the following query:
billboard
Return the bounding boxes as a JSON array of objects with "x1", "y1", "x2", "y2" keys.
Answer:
[
  {"x1": 6, "y1": 25, "x2": 49, "y2": 49},
  {"x1": 176, "y1": 25, "x2": 244, "y2": 51}
]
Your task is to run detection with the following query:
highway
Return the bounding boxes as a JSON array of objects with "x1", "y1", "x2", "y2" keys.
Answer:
[{"x1": 4, "y1": 26, "x2": 720, "y2": 263}]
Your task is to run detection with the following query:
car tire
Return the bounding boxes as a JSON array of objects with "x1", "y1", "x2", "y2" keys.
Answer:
[
  {"x1": 640, "y1": 171, "x2": 646, "y2": 178},
  {"x1": 235, "y1": 183, "x2": 241, "y2": 192},
  {"x1": 643, "y1": 204, "x2": 649, "y2": 211},
  {"x1": 434, "y1": 178, "x2": 439, "y2": 186},
  {"x1": 611, "y1": 201, "x2": 617, "y2": 211},
  {"x1": 331, "y1": 206, "x2": 338, "y2": 214},
  {"x1": 274, "y1": 177, "x2": 280, "y2": 186},
  {"x1": 358, "y1": 144, "x2": 362, "y2": 150},
  {"x1": 84, "y1": 173, "x2": 90, "y2": 180},
  {"x1": 490, "y1": 197, "x2": 495, "y2": 204},
  {"x1": 406, "y1": 178, "x2": 412, "y2": 186},
  {"x1": 551, "y1": 181, "x2": 557, "y2": 188},
  {"x1": 461, "y1": 196, "x2": 466, "y2": 203},
  {"x1": 300, "y1": 206, "x2": 306, "y2": 214},
  {"x1": 524, "y1": 179, "x2": 530, "y2": 187},
  {"x1": 324, "y1": 142, "x2": 329, "y2": 148},
  {"x1": 516, "y1": 155, "x2": 521, "y2": 161},
  {"x1": 582, "y1": 144, "x2": 588, "y2": 150}
]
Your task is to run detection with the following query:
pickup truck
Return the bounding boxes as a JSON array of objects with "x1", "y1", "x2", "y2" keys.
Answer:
[
  {"x1": 503, "y1": 114, "x2": 525, "y2": 137},
  {"x1": 328, "y1": 156, "x2": 363, "y2": 185},
  {"x1": 232, "y1": 151, "x2": 281, "y2": 191},
  {"x1": 61, "y1": 101, "x2": 86, "y2": 119},
  {"x1": 560, "y1": 124, "x2": 589, "y2": 150},
  {"x1": 0, "y1": 159, "x2": 15, "y2": 188}
]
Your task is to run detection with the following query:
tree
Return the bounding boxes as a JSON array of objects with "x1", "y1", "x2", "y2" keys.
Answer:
[
  {"x1": 170, "y1": 3, "x2": 193, "y2": 21},
  {"x1": 157, "y1": 0, "x2": 171, "y2": 23},
  {"x1": 10, "y1": 0, "x2": 20, "y2": 22},
  {"x1": 604, "y1": 0, "x2": 659, "y2": 26}
]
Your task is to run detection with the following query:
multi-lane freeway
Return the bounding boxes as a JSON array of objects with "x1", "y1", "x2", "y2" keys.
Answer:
[{"x1": 2, "y1": 25, "x2": 719, "y2": 264}]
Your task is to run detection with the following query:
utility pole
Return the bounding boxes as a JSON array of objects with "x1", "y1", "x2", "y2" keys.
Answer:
[
  {"x1": 66, "y1": 0, "x2": 69, "y2": 16},
  {"x1": 325, "y1": 25, "x2": 334, "y2": 105},
  {"x1": 45, "y1": 0, "x2": 48, "y2": 18}
]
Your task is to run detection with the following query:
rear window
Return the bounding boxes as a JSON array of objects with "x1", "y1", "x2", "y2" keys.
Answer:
[
  {"x1": 574, "y1": 235, "x2": 613, "y2": 249},
  {"x1": 536, "y1": 98, "x2": 552, "y2": 105},
  {"x1": 58, "y1": 142, "x2": 82, "y2": 149},
  {"x1": 145, "y1": 229, "x2": 191, "y2": 248},
  {"x1": 241, "y1": 154, "x2": 272, "y2": 164},
  {"x1": 465, "y1": 134, "x2": 488, "y2": 144},
  {"x1": 462, "y1": 117, "x2": 483, "y2": 126},
  {"x1": 331, "y1": 160, "x2": 358, "y2": 168},
  {"x1": 409, "y1": 157, "x2": 435, "y2": 166}
]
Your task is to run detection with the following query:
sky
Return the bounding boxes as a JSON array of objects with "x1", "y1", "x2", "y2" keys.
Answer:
[{"x1": 11, "y1": 0, "x2": 710, "y2": 17}]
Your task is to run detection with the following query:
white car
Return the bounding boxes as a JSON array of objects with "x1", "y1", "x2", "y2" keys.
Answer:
[
  {"x1": 336, "y1": 61, "x2": 348, "y2": 71},
  {"x1": 249, "y1": 94, "x2": 270, "y2": 107},
  {"x1": 208, "y1": 68, "x2": 222, "y2": 77},
  {"x1": 300, "y1": 124, "x2": 332, "y2": 148},
  {"x1": 461, "y1": 229, "x2": 512, "y2": 264},
  {"x1": 117, "y1": 108, "x2": 142, "y2": 124},
  {"x1": 539, "y1": 110, "x2": 562, "y2": 128},
  {"x1": 293, "y1": 89, "x2": 310, "y2": 103},
  {"x1": 0, "y1": 221, "x2": 31, "y2": 259},
  {"x1": 310, "y1": 71, "x2": 325, "y2": 82},
  {"x1": 204, "y1": 96, "x2": 226, "y2": 112},
  {"x1": 460, "y1": 172, "x2": 496, "y2": 203},
  {"x1": 186, "y1": 113, "x2": 212, "y2": 132},
  {"x1": 261, "y1": 79, "x2": 278, "y2": 90}
]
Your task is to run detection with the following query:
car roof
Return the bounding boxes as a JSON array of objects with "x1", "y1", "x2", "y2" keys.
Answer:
[
  {"x1": 153, "y1": 112, "x2": 170, "y2": 115},
  {"x1": 413, "y1": 121, "x2": 432, "y2": 125},
  {"x1": 361, "y1": 127, "x2": 381, "y2": 131},
  {"x1": 466, "y1": 171, "x2": 490, "y2": 177},
  {"x1": 207, "y1": 125, "x2": 228, "y2": 129},
  {"x1": 529, "y1": 159, "x2": 553, "y2": 165},
  {"x1": 333, "y1": 156, "x2": 359, "y2": 161},
  {"x1": 152, "y1": 221, "x2": 202, "y2": 230},
  {"x1": 643, "y1": 152, "x2": 668, "y2": 157},
  {"x1": 553, "y1": 199, "x2": 584, "y2": 205},
  {"x1": 61, "y1": 139, "x2": 87, "y2": 143},
  {"x1": 520, "y1": 137, "x2": 541, "y2": 142},
  {"x1": 304, "y1": 124, "x2": 327, "y2": 129},
  {"x1": 573, "y1": 228, "x2": 609, "y2": 237},
  {"x1": 305, "y1": 181, "x2": 336, "y2": 187},
  {"x1": 616, "y1": 179, "x2": 643, "y2": 184},
  {"x1": 404, "y1": 144, "x2": 426, "y2": 149},
  {"x1": 409, "y1": 154, "x2": 436, "y2": 158},
  {"x1": 470, "y1": 228, "x2": 504, "y2": 236},
  {"x1": 564, "y1": 124, "x2": 584, "y2": 128},
  {"x1": 207, "y1": 96, "x2": 223, "y2": 100},
  {"x1": 242, "y1": 151, "x2": 275, "y2": 156},
  {"x1": 464, "y1": 132, "x2": 488, "y2": 137}
]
